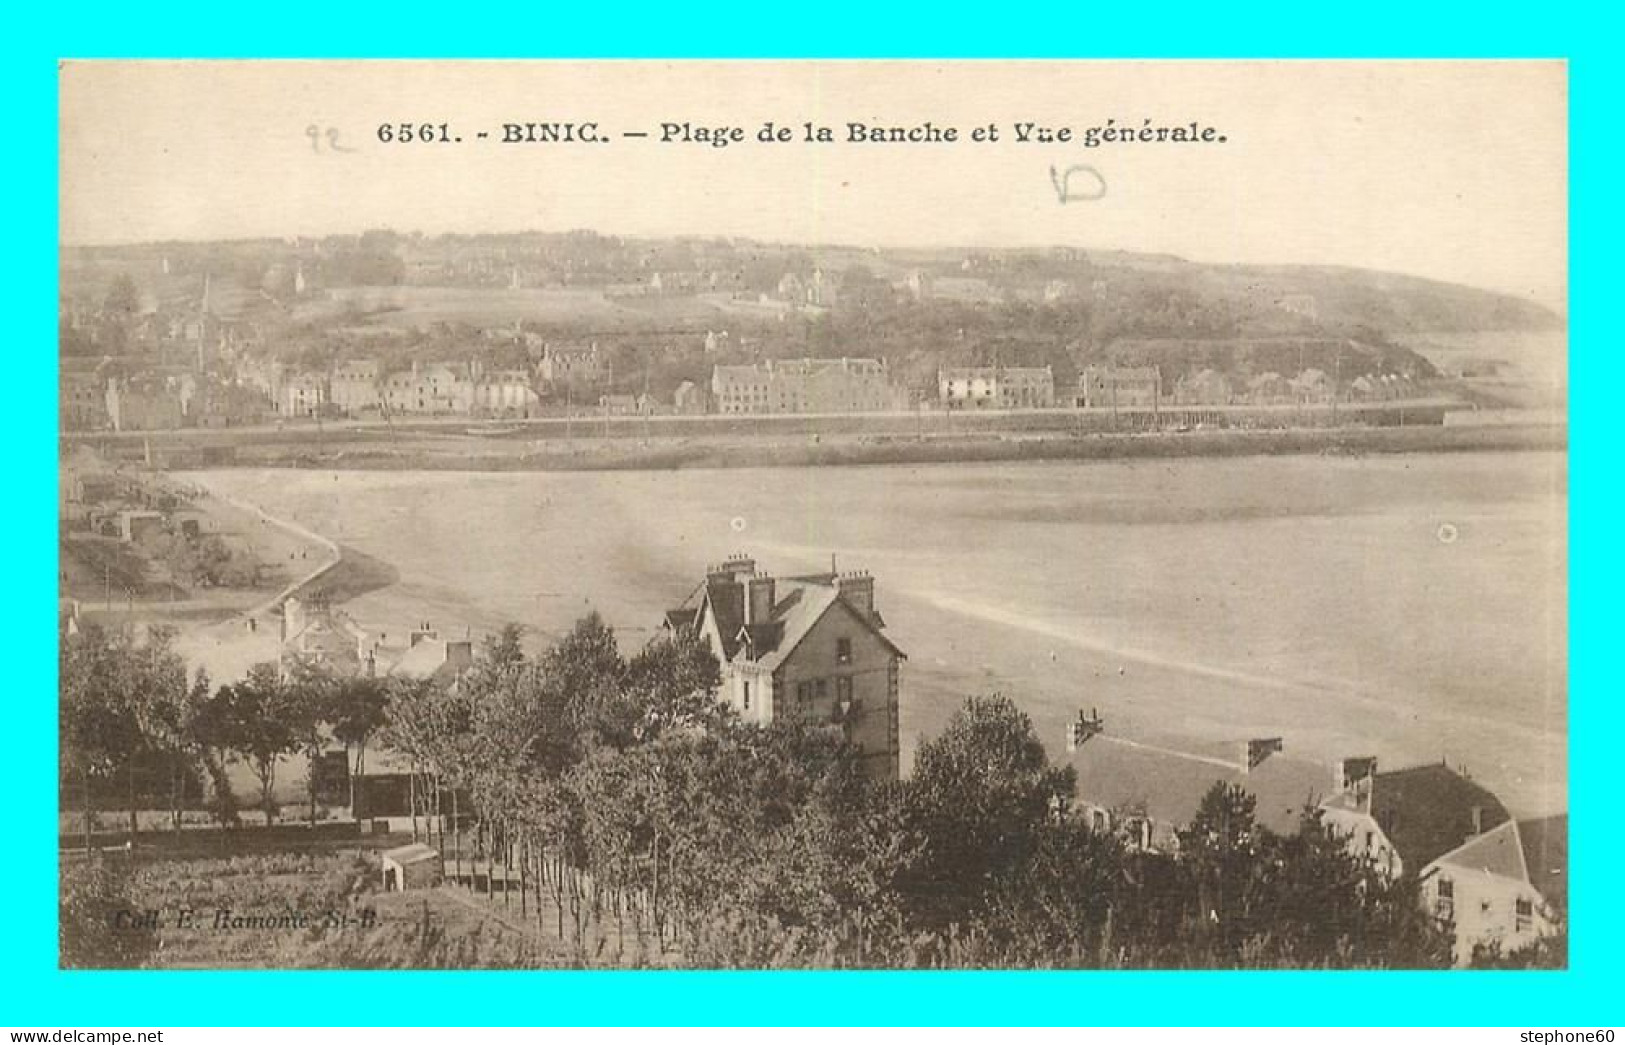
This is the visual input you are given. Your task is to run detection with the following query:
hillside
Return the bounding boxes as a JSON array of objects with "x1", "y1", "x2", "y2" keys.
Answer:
[{"x1": 59, "y1": 233, "x2": 1563, "y2": 401}]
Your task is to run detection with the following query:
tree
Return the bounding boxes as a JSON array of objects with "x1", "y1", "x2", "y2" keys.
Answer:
[
  {"x1": 540, "y1": 611, "x2": 626, "y2": 751},
  {"x1": 210, "y1": 663, "x2": 300, "y2": 826},
  {"x1": 1176, "y1": 781, "x2": 1262, "y2": 957},
  {"x1": 60, "y1": 625, "x2": 140, "y2": 849},
  {"x1": 613, "y1": 630, "x2": 726, "y2": 745},
  {"x1": 185, "y1": 667, "x2": 241, "y2": 828},
  {"x1": 328, "y1": 674, "x2": 390, "y2": 812},
  {"x1": 130, "y1": 630, "x2": 200, "y2": 835},
  {"x1": 283, "y1": 656, "x2": 338, "y2": 828},
  {"x1": 904, "y1": 693, "x2": 1076, "y2": 919},
  {"x1": 59, "y1": 624, "x2": 185, "y2": 845}
]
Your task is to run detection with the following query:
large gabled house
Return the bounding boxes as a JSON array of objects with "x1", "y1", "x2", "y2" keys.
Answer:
[
  {"x1": 1319, "y1": 759, "x2": 1564, "y2": 965},
  {"x1": 663, "y1": 555, "x2": 906, "y2": 780}
]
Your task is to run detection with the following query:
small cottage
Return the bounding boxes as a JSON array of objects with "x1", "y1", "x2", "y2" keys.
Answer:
[{"x1": 380, "y1": 843, "x2": 442, "y2": 892}]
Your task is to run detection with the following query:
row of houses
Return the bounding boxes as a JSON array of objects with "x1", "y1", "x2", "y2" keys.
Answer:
[
  {"x1": 1167, "y1": 367, "x2": 1421, "y2": 407},
  {"x1": 712, "y1": 358, "x2": 899, "y2": 415},
  {"x1": 240, "y1": 358, "x2": 544, "y2": 420},
  {"x1": 61, "y1": 363, "x2": 279, "y2": 433}
]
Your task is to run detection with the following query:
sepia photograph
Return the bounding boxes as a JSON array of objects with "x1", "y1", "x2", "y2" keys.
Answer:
[{"x1": 55, "y1": 59, "x2": 1567, "y2": 971}]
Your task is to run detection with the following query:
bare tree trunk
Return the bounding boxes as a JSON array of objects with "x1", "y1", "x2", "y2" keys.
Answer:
[
  {"x1": 488, "y1": 822, "x2": 497, "y2": 901},
  {"x1": 83, "y1": 762, "x2": 93, "y2": 852},
  {"x1": 127, "y1": 755, "x2": 138, "y2": 845},
  {"x1": 260, "y1": 767, "x2": 276, "y2": 828},
  {"x1": 451, "y1": 788, "x2": 461, "y2": 885},
  {"x1": 429, "y1": 774, "x2": 440, "y2": 850},
  {"x1": 519, "y1": 835, "x2": 528, "y2": 918},
  {"x1": 409, "y1": 765, "x2": 418, "y2": 843},
  {"x1": 552, "y1": 845, "x2": 565, "y2": 940},
  {"x1": 169, "y1": 751, "x2": 182, "y2": 836},
  {"x1": 542, "y1": 845, "x2": 555, "y2": 936}
]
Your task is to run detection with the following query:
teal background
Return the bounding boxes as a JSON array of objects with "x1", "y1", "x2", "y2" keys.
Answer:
[{"x1": 6, "y1": 2, "x2": 1610, "y2": 1026}]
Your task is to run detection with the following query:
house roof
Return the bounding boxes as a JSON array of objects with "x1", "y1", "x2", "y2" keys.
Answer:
[
  {"x1": 381, "y1": 843, "x2": 440, "y2": 866},
  {"x1": 701, "y1": 575, "x2": 747, "y2": 659},
  {"x1": 1431, "y1": 819, "x2": 1529, "y2": 882},
  {"x1": 682, "y1": 571, "x2": 905, "y2": 668},
  {"x1": 663, "y1": 608, "x2": 699, "y2": 633},
  {"x1": 1365, "y1": 763, "x2": 1512, "y2": 871},
  {"x1": 1070, "y1": 741, "x2": 1330, "y2": 840},
  {"x1": 1518, "y1": 814, "x2": 1568, "y2": 910},
  {"x1": 388, "y1": 637, "x2": 469, "y2": 685}
]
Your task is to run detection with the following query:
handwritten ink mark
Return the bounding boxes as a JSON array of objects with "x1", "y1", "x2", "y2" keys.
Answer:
[
  {"x1": 1049, "y1": 164, "x2": 1107, "y2": 204},
  {"x1": 306, "y1": 125, "x2": 357, "y2": 154}
]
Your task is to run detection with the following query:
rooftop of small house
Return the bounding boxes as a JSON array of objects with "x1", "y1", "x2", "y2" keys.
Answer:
[
  {"x1": 1068, "y1": 736, "x2": 1331, "y2": 842},
  {"x1": 1322, "y1": 761, "x2": 1512, "y2": 871}
]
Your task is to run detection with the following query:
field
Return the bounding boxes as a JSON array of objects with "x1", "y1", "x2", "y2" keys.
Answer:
[
  {"x1": 190, "y1": 450, "x2": 1568, "y2": 817},
  {"x1": 298, "y1": 285, "x2": 749, "y2": 333}
]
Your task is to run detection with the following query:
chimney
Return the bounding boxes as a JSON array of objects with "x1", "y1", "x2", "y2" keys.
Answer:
[
  {"x1": 446, "y1": 640, "x2": 474, "y2": 674},
  {"x1": 282, "y1": 596, "x2": 306, "y2": 643},
  {"x1": 835, "y1": 571, "x2": 875, "y2": 619},
  {"x1": 745, "y1": 574, "x2": 776, "y2": 627},
  {"x1": 717, "y1": 554, "x2": 756, "y2": 581},
  {"x1": 1470, "y1": 805, "x2": 1483, "y2": 837}
]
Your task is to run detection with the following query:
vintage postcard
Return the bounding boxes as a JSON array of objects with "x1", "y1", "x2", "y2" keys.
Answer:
[{"x1": 56, "y1": 59, "x2": 1566, "y2": 970}]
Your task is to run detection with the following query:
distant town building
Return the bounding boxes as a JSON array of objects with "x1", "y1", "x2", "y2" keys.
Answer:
[
  {"x1": 777, "y1": 268, "x2": 840, "y2": 309},
  {"x1": 712, "y1": 358, "x2": 891, "y2": 415},
  {"x1": 1290, "y1": 368, "x2": 1334, "y2": 404},
  {"x1": 330, "y1": 359, "x2": 382, "y2": 416},
  {"x1": 1173, "y1": 368, "x2": 1233, "y2": 406},
  {"x1": 535, "y1": 343, "x2": 604, "y2": 389},
  {"x1": 938, "y1": 366, "x2": 1055, "y2": 410},
  {"x1": 1247, "y1": 372, "x2": 1293, "y2": 405},
  {"x1": 60, "y1": 370, "x2": 111, "y2": 431},
  {"x1": 279, "y1": 371, "x2": 328, "y2": 418},
  {"x1": 663, "y1": 555, "x2": 906, "y2": 780},
  {"x1": 192, "y1": 379, "x2": 272, "y2": 429},
  {"x1": 381, "y1": 362, "x2": 471, "y2": 415},
  {"x1": 471, "y1": 370, "x2": 539, "y2": 417},
  {"x1": 1043, "y1": 280, "x2": 1075, "y2": 303},
  {"x1": 105, "y1": 376, "x2": 185, "y2": 432},
  {"x1": 1077, "y1": 366, "x2": 1160, "y2": 409},
  {"x1": 281, "y1": 596, "x2": 368, "y2": 677},
  {"x1": 672, "y1": 379, "x2": 707, "y2": 415}
]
